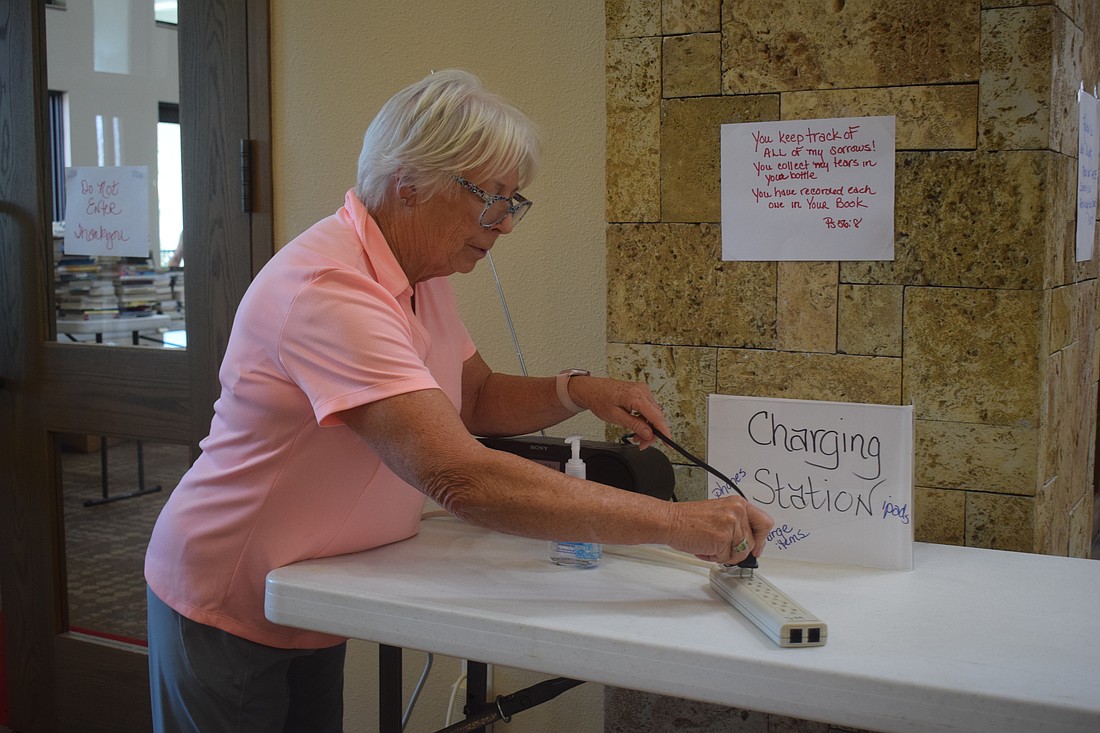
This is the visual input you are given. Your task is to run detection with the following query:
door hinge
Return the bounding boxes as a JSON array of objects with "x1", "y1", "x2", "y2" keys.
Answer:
[{"x1": 240, "y1": 139, "x2": 253, "y2": 213}]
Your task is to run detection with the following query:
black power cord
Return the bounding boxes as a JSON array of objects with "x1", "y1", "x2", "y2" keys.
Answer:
[
  {"x1": 434, "y1": 677, "x2": 584, "y2": 733},
  {"x1": 624, "y1": 424, "x2": 759, "y2": 570}
]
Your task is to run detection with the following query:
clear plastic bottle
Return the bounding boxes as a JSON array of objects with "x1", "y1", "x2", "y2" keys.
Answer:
[{"x1": 549, "y1": 435, "x2": 602, "y2": 567}]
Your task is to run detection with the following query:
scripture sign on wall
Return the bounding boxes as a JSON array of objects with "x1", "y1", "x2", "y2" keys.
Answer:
[
  {"x1": 64, "y1": 166, "x2": 150, "y2": 258},
  {"x1": 721, "y1": 115, "x2": 895, "y2": 261},
  {"x1": 707, "y1": 394, "x2": 914, "y2": 570}
]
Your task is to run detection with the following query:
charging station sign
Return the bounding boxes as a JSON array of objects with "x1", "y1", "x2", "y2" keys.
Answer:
[{"x1": 707, "y1": 394, "x2": 914, "y2": 571}]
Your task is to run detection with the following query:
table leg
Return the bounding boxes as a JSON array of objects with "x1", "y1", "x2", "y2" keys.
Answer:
[
  {"x1": 82, "y1": 438, "x2": 163, "y2": 507},
  {"x1": 464, "y1": 661, "x2": 488, "y2": 733},
  {"x1": 379, "y1": 644, "x2": 403, "y2": 733}
]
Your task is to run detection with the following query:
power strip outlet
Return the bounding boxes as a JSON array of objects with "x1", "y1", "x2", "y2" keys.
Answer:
[{"x1": 709, "y1": 565, "x2": 827, "y2": 648}]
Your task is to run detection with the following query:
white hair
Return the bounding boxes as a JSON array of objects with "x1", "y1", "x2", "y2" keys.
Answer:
[{"x1": 355, "y1": 70, "x2": 540, "y2": 209}]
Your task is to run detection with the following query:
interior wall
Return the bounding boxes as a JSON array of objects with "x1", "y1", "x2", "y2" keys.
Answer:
[
  {"x1": 602, "y1": 0, "x2": 1098, "y2": 728},
  {"x1": 269, "y1": 2, "x2": 607, "y2": 731}
]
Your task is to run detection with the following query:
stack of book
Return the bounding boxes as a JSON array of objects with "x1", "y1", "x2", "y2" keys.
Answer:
[
  {"x1": 55, "y1": 252, "x2": 119, "y2": 319},
  {"x1": 115, "y1": 268, "x2": 162, "y2": 317},
  {"x1": 54, "y1": 238, "x2": 187, "y2": 327}
]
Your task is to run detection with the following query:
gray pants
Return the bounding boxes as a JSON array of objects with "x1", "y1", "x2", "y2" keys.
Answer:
[{"x1": 147, "y1": 587, "x2": 346, "y2": 733}]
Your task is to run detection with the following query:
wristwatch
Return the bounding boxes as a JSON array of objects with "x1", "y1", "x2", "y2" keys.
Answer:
[{"x1": 556, "y1": 369, "x2": 590, "y2": 414}]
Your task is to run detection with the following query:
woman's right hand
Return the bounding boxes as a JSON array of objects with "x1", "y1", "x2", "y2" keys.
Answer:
[{"x1": 665, "y1": 496, "x2": 774, "y2": 565}]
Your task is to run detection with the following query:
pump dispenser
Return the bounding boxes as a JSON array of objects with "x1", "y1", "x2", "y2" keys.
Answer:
[
  {"x1": 563, "y1": 434, "x2": 586, "y2": 480},
  {"x1": 549, "y1": 435, "x2": 602, "y2": 567}
]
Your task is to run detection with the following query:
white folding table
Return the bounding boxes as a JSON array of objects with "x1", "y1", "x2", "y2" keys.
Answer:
[{"x1": 266, "y1": 516, "x2": 1100, "y2": 733}]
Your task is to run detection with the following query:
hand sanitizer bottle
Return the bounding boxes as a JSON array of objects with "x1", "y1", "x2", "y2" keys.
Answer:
[{"x1": 549, "y1": 435, "x2": 602, "y2": 567}]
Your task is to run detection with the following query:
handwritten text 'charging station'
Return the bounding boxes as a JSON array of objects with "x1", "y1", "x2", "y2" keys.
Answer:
[{"x1": 708, "y1": 394, "x2": 914, "y2": 570}]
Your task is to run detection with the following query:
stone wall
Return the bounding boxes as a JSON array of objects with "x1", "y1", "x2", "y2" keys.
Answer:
[
  {"x1": 605, "y1": 0, "x2": 1099, "y2": 560},
  {"x1": 603, "y1": 1, "x2": 1097, "y2": 731}
]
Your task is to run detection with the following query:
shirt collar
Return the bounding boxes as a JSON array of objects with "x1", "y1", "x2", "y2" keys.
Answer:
[{"x1": 338, "y1": 188, "x2": 412, "y2": 299}]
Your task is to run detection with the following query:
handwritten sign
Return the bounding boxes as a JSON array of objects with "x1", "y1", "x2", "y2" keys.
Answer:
[
  {"x1": 721, "y1": 116, "x2": 895, "y2": 261},
  {"x1": 707, "y1": 394, "x2": 914, "y2": 570},
  {"x1": 1076, "y1": 88, "x2": 1098, "y2": 262},
  {"x1": 64, "y1": 166, "x2": 150, "y2": 258}
]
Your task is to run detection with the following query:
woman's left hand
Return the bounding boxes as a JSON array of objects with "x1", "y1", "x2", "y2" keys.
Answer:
[{"x1": 565, "y1": 376, "x2": 670, "y2": 449}]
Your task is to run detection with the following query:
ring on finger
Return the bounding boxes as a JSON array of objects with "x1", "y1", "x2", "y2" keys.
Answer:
[{"x1": 733, "y1": 538, "x2": 749, "y2": 554}]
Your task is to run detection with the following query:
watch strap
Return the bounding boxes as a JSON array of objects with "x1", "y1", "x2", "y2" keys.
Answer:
[{"x1": 556, "y1": 369, "x2": 590, "y2": 414}]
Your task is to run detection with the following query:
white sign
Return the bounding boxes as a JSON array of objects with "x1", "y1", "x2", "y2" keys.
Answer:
[
  {"x1": 707, "y1": 394, "x2": 914, "y2": 570},
  {"x1": 721, "y1": 116, "x2": 895, "y2": 261},
  {"x1": 64, "y1": 166, "x2": 150, "y2": 258},
  {"x1": 1076, "y1": 88, "x2": 1098, "y2": 262}
]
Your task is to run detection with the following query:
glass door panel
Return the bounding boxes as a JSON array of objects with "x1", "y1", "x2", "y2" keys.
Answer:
[
  {"x1": 58, "y1": 434, "x2": 190, "y2": 643},
  {"x1": 47, "y1": 1, "x2": 186, "y2": 349}
]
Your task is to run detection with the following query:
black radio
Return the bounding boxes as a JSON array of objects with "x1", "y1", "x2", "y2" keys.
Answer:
[{"x1": 477, "y1": 434, "x2": 675, "y2": 501}]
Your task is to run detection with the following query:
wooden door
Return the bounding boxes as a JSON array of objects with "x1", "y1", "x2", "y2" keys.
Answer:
[{"x1": 0, "y1": 1, "x2": 271, "y2": 730}]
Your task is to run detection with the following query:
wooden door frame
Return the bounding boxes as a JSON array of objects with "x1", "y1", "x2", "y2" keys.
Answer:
[{"x1": 0, "y1": 1, "x2": 272, "y2": 730}]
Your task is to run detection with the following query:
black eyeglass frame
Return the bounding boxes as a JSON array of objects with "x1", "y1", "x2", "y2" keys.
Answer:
[{"x1": 453, "y1": 175, "x2": 532, "y2": 228}]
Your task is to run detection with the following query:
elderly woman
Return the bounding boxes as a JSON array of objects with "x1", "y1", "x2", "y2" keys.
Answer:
[{"x1": 145, "y1": 69, "x2": 772, "y2": 732}]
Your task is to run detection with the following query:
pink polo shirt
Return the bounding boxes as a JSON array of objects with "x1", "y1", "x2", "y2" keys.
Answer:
[{"x1": 145, "y1": 190, "x2": 476, "y2": 648}]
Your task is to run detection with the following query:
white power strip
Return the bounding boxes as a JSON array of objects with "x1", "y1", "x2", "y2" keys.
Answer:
[{"x1": 709, "y1": 565, "x2": 828, "y2": 648}]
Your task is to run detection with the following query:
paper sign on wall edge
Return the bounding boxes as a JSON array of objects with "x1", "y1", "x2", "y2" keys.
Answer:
[
  {"x1": 707, "y1": 394, "x2": 914, "y2": 571},
  {"x1": 1076, "y1": 87, "x2": 1099, "y2": 262}
]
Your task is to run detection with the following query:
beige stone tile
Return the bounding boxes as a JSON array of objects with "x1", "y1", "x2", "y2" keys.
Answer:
[
  {"x1": 776, "y1": 262, "x2": 838, "y2": 353},
  {"x1": 1047, "y1": 285, "x2": 1075, "y2": 354},
  {"x1": 1053, "y1": 339, "x2": 1085, "y2": 484},
  {"x1": 965, "y1": 492, "x2": 1035, "y2": 551},
  {"x1": 662, "y1": 33, "x2": 721, "y2": 98},
  {"x1": 721, "y1": 1, "x2": 979, "y2": 94},
  {"x1": 1033, "y1": 478, "x2": 1064, "y2": 555},
  {"x1": 1040, "y1": 342, "x2": 1094, "y2": 521},
  {"x1": 1067, "y1": 491, "x2": 1095, "y2": 558},
  {"x1": 1043, "y1": 151, "x2": 1078, "y2": 289},
  {"x1": 841, "y1": 152, "x2": 1050, "y2": 289},
  {"x1": 903, "y1": 287, "x2": 1042, "y2": 424},
  {"x1": 914, "y1": 486, "x2": 966, "y2": 545},
  {"x1": 606, "y1": 0, "x2": 660, "y2": 39},
  {"x1": 661, "y1": 95, "x2": 779, "y2": 223},
  {"x1": 607, "y1": 223, "x2": 776, "y2": 347},
  {"x1": 979, "y1": 5, "x2": 1081, "y2": 153},
  {"x1": 716, "y1": 349, "x2": 902, "y2": 405},
  {"x1": 1095, "y1": 327, "x2": 1100, "y2": 399},
  {"x1": 606, "y1": 342, "x2": 717, "y2": 461},
  {"x1": 914, "y1": 420, "x2": 1038, "y2": 495},
  {"x1": 1050, "y1": 8, "x2": 1084, "y2": 157},
  {"x1": 607, "y1": 38, "x2": 662, "y2": 223},
  {"x1": 1038, "y1": 349, "x2": 1062, "y2": 486},
  {"x1": 662, "y1": 0, "x2": 720, "y2": 35},
  {"x1": 1079, "y1": 283, "x2": 1099, "y2": 387},
  {"x1": 1084, "y1": 0, "x2": 1100, "y2": 87},
  {"x1": 782, "y1": 86, "x2": 978, "y2": 150},
  {"x1": 837, "y1": 284, "x2": 903, "y2": 357},
  {"x1": 1051, "y1": 343, "x2": 1092, "y2": 509}
]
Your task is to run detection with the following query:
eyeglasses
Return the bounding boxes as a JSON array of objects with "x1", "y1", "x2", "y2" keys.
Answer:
[{"x1": 453, "y1": 176, "x2": 532, "y2": 228}]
